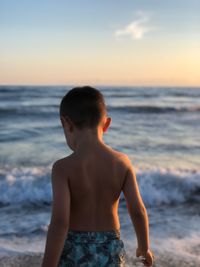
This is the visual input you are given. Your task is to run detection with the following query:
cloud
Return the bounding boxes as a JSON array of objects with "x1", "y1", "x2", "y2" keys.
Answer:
[{"x1": 114, "y1": 12, "x2": 155, "y2": 40}]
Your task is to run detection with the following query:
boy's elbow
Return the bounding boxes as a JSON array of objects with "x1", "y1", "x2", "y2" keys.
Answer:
[
  {"x1": 136, "y1": 205, "x2": 147, "y2": 217},
  {"x1": 129, "y1": 203, "x2": 147, "y2": 218},
  {"x1": 50, "y1": 217, "x2": 69, "y2": 231}
]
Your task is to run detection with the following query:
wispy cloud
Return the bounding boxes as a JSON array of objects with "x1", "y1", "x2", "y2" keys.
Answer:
[{"x1": 114, "y1": 12, "x2": 155, "y2": 40}]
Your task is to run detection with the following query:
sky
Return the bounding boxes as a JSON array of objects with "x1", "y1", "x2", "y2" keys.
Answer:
[{"x1": 0, "y1": 0, "x2": 200, "y2": 86}]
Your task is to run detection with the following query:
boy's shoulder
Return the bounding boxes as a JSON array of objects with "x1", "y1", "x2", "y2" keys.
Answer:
[
  {"x1": 52, "y1": 154, "x2": 74, "y2": 174},
  {"x1": 107, "y1": 146, "x2": 132, "y2": 167}
]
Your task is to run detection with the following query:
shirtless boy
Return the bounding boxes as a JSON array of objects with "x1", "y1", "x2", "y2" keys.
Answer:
[{"x1": 42, "y1": 86, "x2": 154, "y2": 267}]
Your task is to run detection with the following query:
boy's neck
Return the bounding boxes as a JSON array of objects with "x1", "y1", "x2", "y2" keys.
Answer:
[{"x1": 73, "y1": 127, "x2": 104, "y2": 155}]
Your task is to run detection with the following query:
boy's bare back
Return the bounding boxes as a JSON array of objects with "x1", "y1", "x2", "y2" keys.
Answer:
[{"x1": 54, "y1": 142, "x2": 129, "y2": 232}]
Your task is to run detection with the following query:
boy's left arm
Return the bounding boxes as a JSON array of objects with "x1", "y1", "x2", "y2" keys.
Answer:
[{"x1": 42, "y1": 161, "x2": 71, "y2": 267}]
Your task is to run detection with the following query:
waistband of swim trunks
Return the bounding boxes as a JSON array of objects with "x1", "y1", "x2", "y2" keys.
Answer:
[{"x1": 66, "y1": 229, "x2": 121, "y2": 243}]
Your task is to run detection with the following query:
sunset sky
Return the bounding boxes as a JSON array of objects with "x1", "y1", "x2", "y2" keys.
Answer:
[{"x1": 0, "y1": 0, "x2": 200, "y2": 86}]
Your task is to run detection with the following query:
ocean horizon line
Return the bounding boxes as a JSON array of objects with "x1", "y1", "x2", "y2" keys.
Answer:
[{"x1": 1, "y1": 84, "x2": 200, "y2": 89}]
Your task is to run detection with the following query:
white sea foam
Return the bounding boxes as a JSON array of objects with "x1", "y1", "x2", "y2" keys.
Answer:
[
  {"x1": 135, "y1": 167, "x2": 200, "y2": 206},
  {"x1": 0, "y1": 166, "x2": 52, "y2": 205},
  {"x1": 124, "y1": 234, "x2": 200, "y2": 267},
  {"x1": 0, "y1": 166, "x2": 199, "y2": 207}
]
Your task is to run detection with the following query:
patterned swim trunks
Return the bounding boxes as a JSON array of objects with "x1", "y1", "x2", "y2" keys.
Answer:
[{"x1": 58, "y1": 228, "x2": 126, "y2": 267}]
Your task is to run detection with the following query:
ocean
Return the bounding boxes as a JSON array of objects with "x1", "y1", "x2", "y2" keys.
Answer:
[{"x1": 0, "y1": 85, "x2": 200, "y2": 267}]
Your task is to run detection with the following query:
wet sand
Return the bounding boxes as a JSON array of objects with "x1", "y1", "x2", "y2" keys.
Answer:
[{"x1": 0, "y1": 252, "x2": 200, "y2": 267}]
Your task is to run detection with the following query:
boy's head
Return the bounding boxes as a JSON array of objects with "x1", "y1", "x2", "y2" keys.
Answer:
[
  {"x1": 60, "y1": 86, "x2": 111, "y2": 149},
  {"x1": 60, "y1": 86, "x2": 111, "y2": 150}
]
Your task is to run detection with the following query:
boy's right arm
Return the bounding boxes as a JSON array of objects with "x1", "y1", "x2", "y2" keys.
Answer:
[{"x1": 122, "y1": 155, "x2": 154, "y2": 266}]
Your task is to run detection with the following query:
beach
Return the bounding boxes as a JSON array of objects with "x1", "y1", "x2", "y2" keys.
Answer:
[
  {"x1": 1, "y1": 251, "x2": 200, "y2": 267},
  {"x1": 0, "y1": 85, "x2": 200, "y2": 266}
]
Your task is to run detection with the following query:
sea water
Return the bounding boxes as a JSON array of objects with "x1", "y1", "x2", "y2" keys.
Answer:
[{"x1": 0, "y1": 86, "x2": 200, "y2": 266}]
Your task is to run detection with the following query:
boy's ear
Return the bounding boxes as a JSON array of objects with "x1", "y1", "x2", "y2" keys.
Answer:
[
  {"x1": 60, "y1": 116, "x2": 65, "y2": 128},
  {"x1": 60, "y1": 116, "x2": 73, "y2": 132},
  {"x1": 103, "y1": 117, "x2": 111, "y2": 132}
]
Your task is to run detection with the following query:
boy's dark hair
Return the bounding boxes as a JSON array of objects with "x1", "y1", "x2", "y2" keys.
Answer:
[{"x1": 60, "y1": 86, "x2": 106, "y2": 129}]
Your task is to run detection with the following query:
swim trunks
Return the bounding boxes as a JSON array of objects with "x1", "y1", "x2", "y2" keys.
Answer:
[{"x1": 58, "y1": 229, "x2": 126, "y2": 267}]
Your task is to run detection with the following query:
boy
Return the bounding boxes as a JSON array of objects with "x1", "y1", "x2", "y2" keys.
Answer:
[{"x1": 42, "y1": 86, "x2": 154, "y2": 267}]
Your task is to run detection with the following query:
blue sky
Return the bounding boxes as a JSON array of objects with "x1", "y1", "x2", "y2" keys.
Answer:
[{"x1": 0, "y1": 0, "x2": 200, "y2": 86}]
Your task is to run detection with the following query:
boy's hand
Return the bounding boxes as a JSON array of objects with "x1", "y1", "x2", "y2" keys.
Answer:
[{"x1": 136, "y1": 248, "x2": 155, "y2": 267}]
